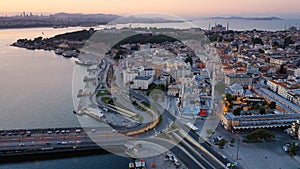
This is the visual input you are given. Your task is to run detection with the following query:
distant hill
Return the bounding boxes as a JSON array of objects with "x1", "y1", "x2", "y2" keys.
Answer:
[
  {"x1": 52, "y1": 13, "x2": 184, "y2": 24},
  {"x1": 52, "y1": 13, "x2": 119, "y2": 22},
  {"x1": 0, "y1": 12, "x2": 184, "y2": 29},
  {"x1": 205, "y1": 16, "x2": 282, "y2": 21}
]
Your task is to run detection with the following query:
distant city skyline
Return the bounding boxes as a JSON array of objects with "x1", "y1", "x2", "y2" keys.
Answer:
[{"x1": 1, "y1": 0, "x2": 300, "y2": 19}]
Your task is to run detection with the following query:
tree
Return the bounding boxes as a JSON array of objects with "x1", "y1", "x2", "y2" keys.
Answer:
[
  {"x1": 230, "y1": 138, "x2": 235, "y2": 144},
  {"x1": 218, "y1": 139, "x2": 226, "y2": 149},
  {"x1": 233, "y1": 107, "x2": 242, "y2": 116},
  {"x1": 206, "y1": 129, "x2": 215, "y2": 136},
  {"x1": 269, "y1": 102, "x2": 276, "y2": 109},
  {"x1": 253, "y1": 104, "x2": 260, "y2": 110},
  {"x1": 258, "y1": 48, "x2": 265, "y2": 54},
  {"x1": 252, "y1": 37, "x2": 263, "y2": 45},
  {"x1": 259, "y1": 107, "x2": 266, "y2": 114},
  {"x1": 289, "y1": 144, "x2": 297, "y2": 156},
  {"x1": 245, "y1": 129, "x2": 275, "y2": 142},
  {"x1": 185, "y1": 57, "x2": 193, "y2": 66}
]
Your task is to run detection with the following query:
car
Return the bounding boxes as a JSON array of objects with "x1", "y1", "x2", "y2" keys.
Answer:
[
  {"x1": 61, "y1": 130, "x2": 66, "y2": 134},
  {"x1": 55, "y1": 130, "x2": 60, "y2": 134},
  {"x1": 75, "y1": 129, "x2": 81, "y2": 133},
  {"x1": 47, "y1": 131, "x2": 52, "y2": 134},
  {"x1": 91, "y1": 129, "x2": 96, "y2": 133},
  {"x1": 25, "y1": 133, "x2": 31, "y2": 137},
  {"x1": 61, "y1": 141, "x2": 67, "y2": 145},
  {"x1": 65, "y1": 130, "x2": 70, "y2": 133},
  {"x1": 7, "y1": 133, "x2": 12, "y2": 136},
  {"x1": 18, "y1": 143, "x2": 25, "y2": 147},
  {"x1": 46, "y1": 142, "x2": 51, "y2": 145},
  {"x1": 19, "y1": 131, "x2": 25, "y2": 135},
  {"x1": 1, "y1": 133, "x2": 6, "y2": 136}
]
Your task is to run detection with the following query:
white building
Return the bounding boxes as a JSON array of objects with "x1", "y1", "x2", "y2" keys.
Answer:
[
  {"x1": 132, "y1": 76, "x2": 154, "y2": 90},
  {"x1": 123, "y1": 69, "x2": 139, "y2": 84},
  {"x1": 269, "y1": 56, "x2": 288, "y2": 66},
  {"x1": 225, "y1": 75, "x2": 252, "y2": 86},
  {"x1": 141, "y1": 67, "x2": 155, "y2": 77},
  {"x1": 267, "y1": 80, "x2": 279, "y2": 92},
  {"x1": 295, "y1": 68, "x2": 300, "y2": 77}
]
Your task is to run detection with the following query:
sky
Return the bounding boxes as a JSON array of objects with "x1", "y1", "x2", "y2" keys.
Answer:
[{"x1": 1, "y1": 0, "x2": 300, "y2": 18}]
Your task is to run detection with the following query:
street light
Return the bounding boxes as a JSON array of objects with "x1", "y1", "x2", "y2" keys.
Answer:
[{"x1": 236, "y1": 131, "x2": 240, "y2": 160}]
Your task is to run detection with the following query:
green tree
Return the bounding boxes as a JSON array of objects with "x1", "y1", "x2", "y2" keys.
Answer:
[
  {"x1": 259, "y1": 107, "x2": 266, "y2": 114},
  {"x1": 245, "y1": 129, "x2": 275, "y2": 142},
  {"x1": 269, "y1": 102, "x2": 276, "y2": 109},
  {"x1": 233, "y1": 107, "x2": 242, "y2": 116},
  {"x1": 218, "y1": 139, "x2": 226, "y2": 149},
  {"x1": 185, "y1": 57, "x2": 193, "y2": 66},
  {"x1": 252, "y1": 37, "x2": 263, "y2": 45},
  {"x1": 258, "y1": 48, "x2": 265, "y2": 54},
  {"x1": 253, "y1": 104, "x2": 260, "y2": 110},
  {"x1": 289, "y1": 144, "x2": 297, "y2": 156},
  {"x1": 230, "y1": 138, "x2": 235, "y2": 144},
  {"x1": 206, "y1": 129, "x2": 214, "y2": 136}
]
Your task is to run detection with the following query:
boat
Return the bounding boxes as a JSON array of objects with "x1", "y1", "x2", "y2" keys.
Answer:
[
  {"x1": 53, "y1": 25, "x2": 68, "y2": 29},
  {"x1": 75, "y1": 60, "x2": 94, "y2": 66},
  {"x1": 62, "y1": 51, "x2": 72, "y2": 58},
  {"x1": 55, "y1": 48, "x2": 63, "y2": 55}
]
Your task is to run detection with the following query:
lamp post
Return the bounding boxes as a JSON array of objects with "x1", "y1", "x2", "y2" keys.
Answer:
[{"x1": 236, "y1": 131, "x2": 240, "y2": 160}]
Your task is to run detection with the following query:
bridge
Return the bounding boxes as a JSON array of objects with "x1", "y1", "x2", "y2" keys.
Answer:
[{"x1": 0, "y1": 127, "x2": 126, "y2": 163}]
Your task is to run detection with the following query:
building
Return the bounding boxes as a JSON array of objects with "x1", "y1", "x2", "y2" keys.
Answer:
[
  {"x1": 132, "y1": 76, "x2": 154, "y2": 90},
  {"x1": 269, "y1": 57, "x2": 288, "y2": 66},
  {"x1": 267, "y1": 79, "x2": 300, "y2": 102},
  {"x1": 247, "y1": 66, "x2": 259, "y2": 74},
  {"x1": 267, "y1": 80, "x2": 281, "y2": 92},
  {"x1": 229, "y1": 83, "x2": 244, "y2": 96},
  {"x1": 220, "y1": 113, "x2": 300, "y2": 130},
  {"x1": 123, "y1": 66, "x2": 156, "y2": 85},
  {"x1": 295, "y1": 68, "x2": 300, "y2": 77},
  {"x1": 140, "y1": 67, "x2": 155, "y2": 77},
  {"x1": 161, "y1": 72, "x2": 171, "y2": 86},
  {"x1": 167, "y1": 84, "x2": 181, "y2": 97},
  {"x1": 123, "y1": 69, "x2": 139, "y2": 84},
  {"x1": 288, "y1": 89, "x2": 300, "y2": 105},
  {"x1": 225, "y1": 74, "x2": 252, "y2": 86},
  {"x1": 211, "y1": 24, "x2": 227, "y2": 32}
]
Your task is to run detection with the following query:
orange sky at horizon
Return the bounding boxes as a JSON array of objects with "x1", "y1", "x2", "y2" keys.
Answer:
[{"x1": 1, "y1": 0, "x2": 300, "y2": 17}]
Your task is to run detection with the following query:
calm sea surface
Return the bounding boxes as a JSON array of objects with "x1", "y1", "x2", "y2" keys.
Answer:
[{"x1": 0, "y1": 19, "x2": 299, "y2": 168}]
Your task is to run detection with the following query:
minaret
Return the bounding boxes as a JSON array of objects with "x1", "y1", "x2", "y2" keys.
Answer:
[
  {"x1": 227, "y1": 22, "x2": 229, "y2": 31},
  {"x1": 285, "y1": 24, "x2": 287, "y2": 30}
]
